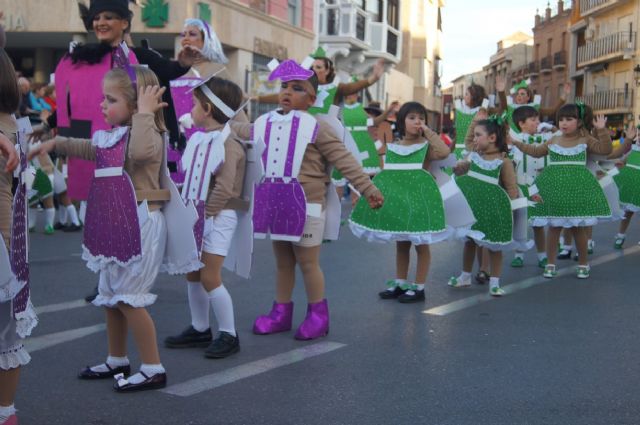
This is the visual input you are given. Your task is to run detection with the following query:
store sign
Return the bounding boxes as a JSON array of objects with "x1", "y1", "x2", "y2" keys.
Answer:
[
  {"x1": 198, "y1": 3, "x2": 212, "y2": 23},
  {"x1": 142, "y1": 0, "x2": 169, "y2": 28},
  {"x1": 3, "y1": 13, "x2": 26, "y2": 31},
  {"x1": 254, "y1": 38, "x2": 288, "y2": 60}
]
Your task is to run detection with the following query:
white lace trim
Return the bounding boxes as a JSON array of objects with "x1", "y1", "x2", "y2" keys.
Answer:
[
  {"x1": 530, "y1": 216, "x2": 602, "y2": 227},
  {"x1": 92, "y1": 127, "x2": 129, "y2": 149},
  {"x1": 0, "y1": 276, "x2": 27, "y2": 304},
  {"x1": 160, "y1": 255, "x2": 204, "y2": 275},
  {"x1": 15, "y1": 300, "x2": 38, "y2": 338},
  {"x1": 387, "y1": 142, "x2": 427, "y2": 156},
  {"x1": 343, "y1": 102, "x2": 360, "y2": 110},
  {"x1": 82, "y1": 245, "x2": 144, "y2": 277},
  {"x1": 362, "y1": 166, "x2": 381, "y2": 175},
  {"x1": 92, "y1": 293, "x2": 157, "y2": 308},
  {"x1": 548, "y1": 143, "x2": 587, "y2": 155},
  {"x1": 469, "y1": 152, "x2": 503, "y2": 170},
  {"x1": 349, "y1": 221, "x2": 453, "y2": 245},
  {"x1": 622, "y1": 202, "x2": 640, "y2": 212},
  {"x1": 474, "y1": 237, "x2": 534, "y2": 252},
  {"x1": 269, "y1": 109, "x2": 297, "y2": 122},
  {"x1": 0, "y1": 343, "x2": 31, "y2": 370},
  {"x1": 170, "y1": 78, "x2": 202, "y2": 88},
  {"x1": 331, "y1": 177, "x2": 347, "y2": 187}
]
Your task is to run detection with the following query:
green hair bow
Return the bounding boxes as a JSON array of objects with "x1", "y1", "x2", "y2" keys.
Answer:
[
  {"x1": 510, "y1": 79, "x2": 531, "y2": 95},
  {"x1": 575, "y1": 101, "x2": 586, "y2": 120},
  {"x1": 487, "y1": 113, "x2": 506, "y2": 127}
]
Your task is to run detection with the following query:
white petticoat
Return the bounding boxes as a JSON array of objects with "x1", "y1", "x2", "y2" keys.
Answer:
[
  {"x1": 93, "y1": 211, "x2": 167, "y2": 308},
  {"x1": 0, "y1": 301, "x2": 31, "y2": 370}
]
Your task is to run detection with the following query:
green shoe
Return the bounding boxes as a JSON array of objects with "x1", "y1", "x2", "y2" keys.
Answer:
[
  {"x1": 448, "y1": 275, "x2": 471, "y2": 288},
  {"x1": 614, "y1": 236, "x2": 625, "y2": 249},
  {"x1": 576, "y1": 265, "x2": 590, "y2": 279},
  {"x1": 537, "y1": 257, "x2": 548, "y2": 268},
  {"x1": 44, "y1": 225, "x2": 54, "y2": 235},
  {"x1": 543, "y1": 264, "x2": 557, "y2": 278},
  {"x1": 510, "y1": 256, "x2": 524, "y2": 268},
  {"x1": 490, "y1": 286, "x2": 505, "y2": 297}
]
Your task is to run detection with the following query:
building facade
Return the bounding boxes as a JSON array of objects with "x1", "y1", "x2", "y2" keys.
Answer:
[
  {"x1": 569, "y1": 0, "x2": 639, "y2": 129},
  {"x1": 483, "y1": 32, "x2": 534, "y2": 106},
  {"x1": 1, "y1": 0, "x2": 316, "y2": 97}
]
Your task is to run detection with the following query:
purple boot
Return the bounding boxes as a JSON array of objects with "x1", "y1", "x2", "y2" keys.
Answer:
[
  {"x1": 294, "y1": 299, "x2": 329, "y2": 340},
  {"x1": 253, "y1": 301, "x2": 294, "y2": 335}
]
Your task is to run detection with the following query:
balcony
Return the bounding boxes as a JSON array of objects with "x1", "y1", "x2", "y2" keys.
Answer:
[
  {"x1": 528, "y1": 61, "x2": 539, "y2": 77},
  {"x1": 579, "y1": 0, "x2": 627, "y2": 17},
  {"x1": 540, "y1": 56, "x2": 552, "y2": 73},
  {"x1": 365, "y1": 22, "x2": 402, "y2": 63},
  {"x1": 553, "y1": 51, "x2": 567, "y2": 70},
  {"x1": 576, "y1": 88, "x2": 634, "y2": 113},
  {"x1": 318, "y1": 1, "x2": 370, "y2": 52},
  {"x1": 577, "y1": 31, "x2": 637, "y2": 67}
]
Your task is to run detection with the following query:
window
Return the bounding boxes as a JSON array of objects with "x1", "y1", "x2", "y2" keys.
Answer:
[
  {"x1": 288, "y1": 0, "x2": 300, "y2": 26},
  {"x1": 363, "y1": 0, "x2": 382, "y2": 22},
  {"x1": 387, "y1": 0, "x2": 399, "y2": 29}
]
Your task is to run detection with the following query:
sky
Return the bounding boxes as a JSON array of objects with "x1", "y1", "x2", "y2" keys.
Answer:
[{"x1": 441, "y1": 0, "x2": 553, "y2": 86}]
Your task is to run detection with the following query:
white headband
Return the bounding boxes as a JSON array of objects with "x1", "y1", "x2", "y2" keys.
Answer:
[{"x1": 190, "y1": 69, "x2": 249, "y2": 119}]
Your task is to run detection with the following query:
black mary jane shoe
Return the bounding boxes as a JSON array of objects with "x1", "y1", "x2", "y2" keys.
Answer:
[
  {"x1": 378, "y1": 286, "x2": 406, "y2": 299},
  {"x1": 165, "y1": 325, "x2": 213, "y2": 348},
  {"x1": 397, "y1": 289, "x2": 425, "y2": 304},
  {"x1": 62, "y1": 223, "x2": 83, "y2": 232},
  {"x1": 204, "y1": 331, "x2": 240, "y2": 359},
  {"x1": 475, "y1": 270, "x2": 490, "y2": 285},
  {"x1": 78, "y1": 364, "x2": 131, "y2": 380},
  {"x1": 113, "y1": 371, "x2": 167, "y2": 393}
]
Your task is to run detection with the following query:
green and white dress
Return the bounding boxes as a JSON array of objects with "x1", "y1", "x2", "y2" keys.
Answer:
[
  {"x1": 342, "y1": 102, "x2": 381, "y2": 175},
  {"x1": 530, "y1": 144, "x2": 612, "y2": 227},
  {"x1": 308, "y1": 79, "x2": 339, "y2": 116},
  {"x1": 456, "y1": 153, "x2": 531, "y2": 251},
  {"x1": 453, "y1": 98, "x2": 488, "y2": 160},
  {"x1": 613, "y1": 143, "x2": 640, "y2": 212},
  {"x1": 26, "y1": 161, "x2": 53, "y2": 207},
  {"x1": 349, "y1": 142, "x2": 451, "y2": 244}
]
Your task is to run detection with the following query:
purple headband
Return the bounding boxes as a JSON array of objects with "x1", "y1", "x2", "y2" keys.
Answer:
[
  {"x1": 200, "y1": 19, "x2": 212, "y2": 40},
  {"x1": 113, "y1": 42, "x2": 137, "y2": 92},
  {"x1": 268, "y1": 59, "x2": 314, "y2": 83}
]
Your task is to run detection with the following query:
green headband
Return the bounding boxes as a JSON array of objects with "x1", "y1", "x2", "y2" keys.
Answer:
[{"x1": 575, "y1": 101, "x2": 586, "y2": 121}]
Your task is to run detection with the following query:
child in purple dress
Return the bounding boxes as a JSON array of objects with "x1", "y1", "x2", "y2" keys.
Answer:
[{"x1": 31, "y1": 66, "x2": 171, "y2": 393}]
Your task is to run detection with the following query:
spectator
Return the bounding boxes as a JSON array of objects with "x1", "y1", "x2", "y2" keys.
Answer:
[
  {"x1": 43, "y1": 85, "x2": 57, "y2": 111},
  {"x1": 17, "y1": 77, "x2": 37, "y2": 118},
  {"x1": 29, "y1": 82, "x2": 52, "y2": 114}
]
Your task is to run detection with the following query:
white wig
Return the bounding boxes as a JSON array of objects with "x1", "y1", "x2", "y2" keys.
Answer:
[{"x1": 183, "y1": 19, "x2": 228, "y2": 64}]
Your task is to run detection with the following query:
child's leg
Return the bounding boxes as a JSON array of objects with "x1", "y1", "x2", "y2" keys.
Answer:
[
  {"x1": 488, "y1": 250, "x2": 505, "y2": 296},
  {"x1": 105, "y1": 307, "x2": 128, "y2": 357},
  {"x1": 534, "y1": 227, "x2": 546, "y2": 255},
  {"x1": 546, "y1": 227, "x2": 563, "y2": 266},
  {"x1": 463, "y1": 239, "x2": 477, "y2": 273},
  {"x1": 293, "y1": 245, "x2": 324, "y2": 303},
  {"x1": 619, "y1": 211, "x2": 634, "y2": 234},
  {"x1": 201, "y1": 252, "x2": 236, "y2": 337},
  {"x1": 396, "y1": 241, "x2": 411, "y2": 280},
  {"x1": 59, "y1": 191, "x2": 81, "y2": 227},
  {"x1": 572, "y1": 226, "x2": 589, "y2": 266},
  {"x1": 0, "y1": 368, "x2": 19, "y2": 407},
  {"x1": 273, "y1": 241, "x2": 297, "y2": 303},
  {"x1": 414, "y1": 244, "x2": 431, "y2": 284}
]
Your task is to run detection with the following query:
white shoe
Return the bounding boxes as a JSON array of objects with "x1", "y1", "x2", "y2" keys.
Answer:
[{"x1": 448, "y1": 275, "x2": 471, "y2": 287}]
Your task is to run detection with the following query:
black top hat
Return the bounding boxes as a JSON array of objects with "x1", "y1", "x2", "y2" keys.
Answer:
[
  {"x1": 364, "y1": 101, "x2": 383, "y2": 117},
  {"x1": 79, "y1": 0, "x2": 135, "y2": 31}
]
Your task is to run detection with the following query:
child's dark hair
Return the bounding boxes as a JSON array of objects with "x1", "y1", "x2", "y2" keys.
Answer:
[
  {"x1": 308, "y1": 72, "x2": 319, "y2": 94},
  {"x1": 194, "y1": 77, "x2": 243, "y2": 124},
  {"x1": 466, "y1": 84, "x2": 486, "y2": 108},
  {"x1": 476, "y1": 117, "x2": 508, "y2": 153},
  {"x1": 396, "y1": 101, "x2": 427, "y2": 137},
  {"x1": 557, "y1": 103, "x2": 594, "y2": 131},
  {"x1": 0, "y1": 49, "x2": 19, "y2": 114},
  {"x1": 512, "y1": 105, "x2": 539, "y2": 132}
]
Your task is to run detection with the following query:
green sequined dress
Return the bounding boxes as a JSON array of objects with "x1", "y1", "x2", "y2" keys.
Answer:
[
  {"x1": 349, "y1": 142, "x2": 451, "y2": 244},
  {"x1": 453, "y1": 99, "x2": 483, "y2": 160},
  {"x1": 530, "y1": 143, "x2": 611, "y2": 227},
  {"x1": 342, "y1": 103, "x2": 381, "y2": 174},
  {"x1": 613, "y1": 144, "x2": 640, "y2": 212}
]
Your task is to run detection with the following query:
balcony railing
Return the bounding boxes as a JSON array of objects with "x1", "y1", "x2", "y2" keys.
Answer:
[
  {"x1": 319, "y1": 1, "x2": 370, "y2": 45},
  {"x1": 528, "y1": 61, "x2": 539, "y2": 76},
  {"x1": 579, "y1": 0, "x2": 621, "y2": 16},
  {"x1": 576, "y1": 88, "x2": 634, "y2": 112},
  {"x1": 540, "y1": 56, "x2": 552, "y2": 73},
  {"x1": 553, "y1": 51, "x2": 567, "y2": 68},
  {"x1": 577, "y1": 31, "x2": 637, "y2": 66}
]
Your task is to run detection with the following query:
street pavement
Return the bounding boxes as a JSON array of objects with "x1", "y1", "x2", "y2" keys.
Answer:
[{"x1": 17, "y1": 208, "x2": 640, "y2": 425}]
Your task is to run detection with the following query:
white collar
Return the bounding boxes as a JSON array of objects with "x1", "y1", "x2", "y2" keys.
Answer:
[
  {"x1": 92, "y1": 126, "x2": 129, "y2": 149},
  {"x1": 269, "y1": 109, "x2": 297, "y2": 123}
]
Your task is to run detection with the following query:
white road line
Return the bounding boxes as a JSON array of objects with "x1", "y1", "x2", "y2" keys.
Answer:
[
  {"x1": 25, "y1": 324, "x2": 106, "y2": 353},
  {"x1": 161, "y1": 341, "x2": 347, "y2": 397},
  {"x1": 424, "y1": 245, "x2": 640, "y2": 317},
  {"x1": 35, "y1": 299, "x2": 89, "y2": 314}
]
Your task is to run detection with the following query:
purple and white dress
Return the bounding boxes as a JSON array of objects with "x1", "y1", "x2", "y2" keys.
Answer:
[
  {"x1": 82, "y1": 127, "x2": 142, "y2": 274},
  {"x1": 1, "y1": 122, "x2": 36, "y2": 370},
  {"x1": 252, "y1": 110, "x2": 318, "y2": 241}
]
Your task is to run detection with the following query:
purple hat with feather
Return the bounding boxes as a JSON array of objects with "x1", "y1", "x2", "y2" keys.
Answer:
[{"x1": 268, "y1": 59, "x2": 315, "y2": 83}]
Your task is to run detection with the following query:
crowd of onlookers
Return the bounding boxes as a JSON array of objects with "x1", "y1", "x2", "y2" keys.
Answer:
[{"x1": 16, "y1": 72, "x2": 56, "y2": 124}]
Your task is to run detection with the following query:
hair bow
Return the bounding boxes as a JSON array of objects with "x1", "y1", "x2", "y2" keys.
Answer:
[
  {"x1": 487, "y1": 113, "x2": 505, "y2": 127},
  {"x1": 575, "y1": 101, "x2": 586, "y2": 120}
]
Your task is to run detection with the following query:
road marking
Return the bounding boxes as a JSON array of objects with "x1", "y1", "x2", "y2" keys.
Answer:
[
  {"x1": 25, "y1": 324, "x2": 106, "y2": 353},
  {"x1": 424, "y1": 245, "x2": 640, "y2": 316},
  {"x1": 35, "y1": 299, "x2": 89, "y2": 314},
  {"x1": 161, "y1": 341, "x2": 347, "y2": 397}
]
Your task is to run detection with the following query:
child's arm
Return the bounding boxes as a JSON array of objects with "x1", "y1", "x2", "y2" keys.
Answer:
[
  {"x1": 0, "y1": 133, "x2": 18, "y2": 173},
  {"x1": 464, "y1": 109, "x2": 487, "y2": 152},
  {"x1": 539, "y1": 83, "x2": 570, "y2": 117},
  {"x1": 372, "y1": 101, "x2": 399, "y2": 127},
  {"x1": 499, "y1": 157, "x2": 519, "y2": 200},
  {"x1": 255, "y1": 93, "x2": 279, "y2": 105},
  {"x1": 206, "y1": 139, "x2": 245, "y2": 217},
  {"x1": 228, "y1": 120, "x2": 254, "y2": 141},
  {"x1": 337, "y1": 59, "x2": 385, "y2": 99},
  {"x1": 423, "y1": 125, "x2": 450, "y2": 161},
  {"x1": 586, "y1": 115, "x2": 612, "y2": 155},
  {"x1": 511, "y1": 138, "x2": 550, "y2": 158},
  {"x1": 35, "y1": 136, "x2": 96, "y2": 161},
  {"x1": 128, "y1": 85, "x2": 167, "y2": 163}
]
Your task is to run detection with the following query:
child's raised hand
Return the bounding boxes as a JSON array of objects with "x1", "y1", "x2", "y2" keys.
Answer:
[
  {"x1": 138, "y1": 85, "x2": 168, "y2": 115},
  {"x1": 563, "y1": 82, "x2": 572, "y2": 97},
  {"x1": 495, "y1": 75, "x2": 506, "y2": 92},
  {"x1": 626, "y1": 122, "x2": 637, "y2": 141},
  {"x1": 368, "y1": 59, "x2": 386, "y2": 84},
  {"x1": 593, "y1": 114, "x2": 607, "y2": 129},
  {"x1": 453, "y1": 160, "x2": 470, "y2": 176},
  {"x1": 0, "y1": 133, "x2": 18, "y2": 173},
  {"x1": 475, "y1": 108, "x2": 488, "y2": 121},
  {"x1": 366, "y1": 189, "x2": 384, "y2": 209},
  {"x1": 27, "y1": 139, "x2": 56, "y2": 161}
]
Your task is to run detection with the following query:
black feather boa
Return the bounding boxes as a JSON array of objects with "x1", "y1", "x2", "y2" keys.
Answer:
[{"x1": 69, "y1": 42, "x2": 114, "y2": 65}]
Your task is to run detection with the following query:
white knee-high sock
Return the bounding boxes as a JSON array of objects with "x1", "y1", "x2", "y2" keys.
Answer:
[
  {"x1": 79, "y1": 201, "x2": 87, "y2": 223},
  {"x1": 66, "y1": 204, "x2": 81, "y2": 226},
  {"x1": 57, "y1": 205, "x2": 68, "y2": 225},
  {"x1": 28, "y1": 208, "x2": 36, "y2": 229},
  {"x1": 208, "y1": 284, "x2": 236, "y2": 336},
  {"x1": 188, "y1": 282, "x2": 210, "y2": 332},
  {"x1": 0, "y1": 404, "x2": 16, "y2": 422},
  {"x1": 45, "y1": 207, "x2": 56, "y2": 228}
]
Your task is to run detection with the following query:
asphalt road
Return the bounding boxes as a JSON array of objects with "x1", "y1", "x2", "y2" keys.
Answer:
[{"x1": 15, "y1": 208, "x2": 640, "y2": 425}]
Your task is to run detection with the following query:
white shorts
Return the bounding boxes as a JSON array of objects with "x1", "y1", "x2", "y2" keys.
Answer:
[
  {"x1": 293, "y1": 210, "x2": 326, "y2": 248},
  {"x1": 203, "y1": 209, "x2": 238, "y2": 256}
]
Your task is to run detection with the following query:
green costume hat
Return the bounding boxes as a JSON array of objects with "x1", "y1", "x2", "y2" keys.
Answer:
[
  {"x1": 510, "y1": 79, "x2": 532, "y2": 95},
  {"x1": 311, "y1": 45, "x2": 328, "y2": 59}
]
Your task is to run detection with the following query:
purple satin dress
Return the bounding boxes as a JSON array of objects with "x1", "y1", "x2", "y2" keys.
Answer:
[{"x1": 83, "y1": 129, "x2": 142, "y2": 267}]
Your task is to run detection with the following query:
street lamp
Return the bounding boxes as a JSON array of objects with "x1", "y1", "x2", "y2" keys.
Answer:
[{"x1": 635, "y1": 64, "x2": 640, "y2": 86}]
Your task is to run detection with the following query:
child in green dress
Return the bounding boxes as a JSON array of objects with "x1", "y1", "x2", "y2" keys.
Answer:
[
  {"x1": 449, "y1": 115, "x2": 523, "y2": 296},
  {"x1": 350, "y1": 102, "x2": 451, "y2": 303}
]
